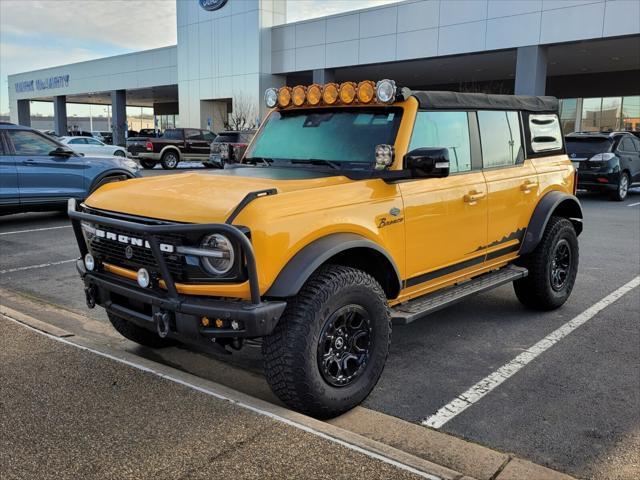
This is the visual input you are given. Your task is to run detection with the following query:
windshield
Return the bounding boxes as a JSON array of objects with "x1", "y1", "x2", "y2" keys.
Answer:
[
  {"x1": 245, "y1": 107, "x2": 402, "y2": 166},
  {"x1": 565, "y1": 137, "x2": 612, "y2": 156}
]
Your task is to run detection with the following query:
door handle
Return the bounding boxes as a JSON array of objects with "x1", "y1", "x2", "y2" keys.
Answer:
[
  {"x1": 520, "y1": 180, "x2": 539, "y2": 192},
  {"x1": 464, "y1": 190, "x2": 486, "y2": 204},
  {"x1": 23, "y1": 159, "x2": 36, "y2": 165}
]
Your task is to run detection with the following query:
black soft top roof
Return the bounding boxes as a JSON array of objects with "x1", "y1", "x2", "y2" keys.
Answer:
[{"x1": 411, "y1": 90, "x2": 559, "y2": 113}]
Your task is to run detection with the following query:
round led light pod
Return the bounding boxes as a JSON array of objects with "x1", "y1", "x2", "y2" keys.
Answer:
[
  {"x1": 374, "y1": 144, "x2": 394, "y2": 170},
  {"x1": 277, "y1": 86, "x2": 292, "y2": 108},
  {"x1": 357, "y1": 80, "x2": 375, "y2": 104},
  {"x1": 84, "y1": 253, "x2": 95, "y2": 271},
  {"x1": 137, "y1": 268, "x2": 151, "y2": 288},
  {"x1": 306, "y1": 84, "x2": 322, "y2": 106},
  {"x1": 322, "y1": 83, "x2": 339, "y2": 105},
  {"x1": 339, "y1": 82, "x2": 357, "y2": 104},
  {"x1": 292, "y1": 85, "x2": 306, "y2": 107},
  {"x1": 264, "y1": 88, "x2": 278, "y2": 108},
  {"x1": 376, "y1": 79, "x2": 397, "y2": 104}
]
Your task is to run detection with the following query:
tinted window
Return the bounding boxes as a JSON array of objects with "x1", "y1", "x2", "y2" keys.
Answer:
[
  {"x1": 8, "y1": 130, "x2": 58, "y2": 156},
  {"x1": 409, "y1": 111, "x2": 471, "y2": 173},
  {"x1": 632, "y1": 137, "x2": 640, "y2": 152},
  {"x1": 619, "y1": 137, "x2": 635, "y2": 152},
  {"x1": 529, "y1": 114, "x2": 563, "y2": 152},
  {"x1": 0, "y1": 135, "x2": 5, "y2": 155},
  {"x1": 162, "y1": 129, "x2": 182, "y2": 140},
  {"x1": 247, "y1": 108, "x2": 402, "y2": 165},
  {"x1": 185, "y1": 129, "x2": 203, "y2": 140},
  {"x1": 478, "y1": 111, "x2": 522, "y2": 168},
  {"x1": 565, "y1": 137, "x2": 613, "y2": 156},
  {"x1": 86, "y1": 138, "x2": 102, "y2": 145},
  {"x1": 69, "y1": 138, "x2": 86, "y2": 144},
  {"x1": 215, "y1": 133, "x2": 240, "y2": 143},
  {"x1": 202, "y1": 131, "x2": 216, "y2": 142}
]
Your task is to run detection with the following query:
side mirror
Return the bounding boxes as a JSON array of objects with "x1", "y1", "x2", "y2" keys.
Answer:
[
  {"x1": 49, "y1": 146, "x2": 75, "y2": 157},
  {"x1": 404, "y1": 147, "x2": 450, "y2": 178}
]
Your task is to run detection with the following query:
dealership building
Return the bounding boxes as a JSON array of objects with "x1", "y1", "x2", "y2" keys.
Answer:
[{"x1": 7, "y1": 0, "x2": 640, "y2": 145}]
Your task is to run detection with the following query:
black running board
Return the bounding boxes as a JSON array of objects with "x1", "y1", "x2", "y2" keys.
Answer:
[{"x1": 391, "y1": 265, "x2": 528, "y2": 325}]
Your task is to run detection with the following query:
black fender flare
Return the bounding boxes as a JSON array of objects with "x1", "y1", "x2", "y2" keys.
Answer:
[
  {"x1": 520, "y1": 191, "x2": 583, "y2": 255},
  {"x1": 265, "y1": 233, "x2": 402, "y2": 298},
  {"x1": 88, "y1": 169, "x2": 135, "y2": 194}
]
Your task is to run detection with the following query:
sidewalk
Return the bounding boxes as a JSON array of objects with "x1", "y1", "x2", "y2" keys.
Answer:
[{"x1": 0, "y1": 316, "x2": 424, "y2": 480}]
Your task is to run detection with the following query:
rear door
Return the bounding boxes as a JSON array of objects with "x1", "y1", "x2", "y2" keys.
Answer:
[
  {"x1": 617, "y1": 136, "x2": 640, "y2": 184},
  {"x1": 480, "y1": 111, "x2": 537, "y2": 262},
  {"x1": 0, "y1": 132, "x2": 19, "y2": 207},
  {"x1": 9, "y1": 129, "x2": 87, "y2": 203}
]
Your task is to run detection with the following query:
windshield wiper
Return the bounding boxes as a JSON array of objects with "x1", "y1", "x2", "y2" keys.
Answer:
[
  {"x1": 291, "y1": 159, "x2": 340, "y2": 170},
  {"x1": 244, "y1": 157, "x2": 273, "y2": 166}
]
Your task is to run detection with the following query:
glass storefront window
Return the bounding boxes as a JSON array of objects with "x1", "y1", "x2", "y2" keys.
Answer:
[
  {"x1": 600, "y1": 97, "x2": 622, "y2": 132},
  {"x1": 621, "y1": 96, "x2": 640, "y2": 131},
  {"x1": 559, "y1": 99, "x2": 577, "y2": 134},
  {"x1": 581, "y1": 98, "x2": 602, "y2": 132}
]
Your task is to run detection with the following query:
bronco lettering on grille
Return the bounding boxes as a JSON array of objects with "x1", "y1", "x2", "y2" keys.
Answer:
[{"x1": 95, "y1": 228, "x2": 175, "y2": 253}]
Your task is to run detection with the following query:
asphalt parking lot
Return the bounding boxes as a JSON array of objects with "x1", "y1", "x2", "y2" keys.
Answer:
[{"x1": 1, "y1": 164, "x2": 638, "y2": 479}]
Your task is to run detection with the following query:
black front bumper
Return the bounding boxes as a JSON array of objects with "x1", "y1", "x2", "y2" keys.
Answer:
[
  {"x1": 79, "y1": 261, "x2": 286, "y2": 344},
  {"x1": 68, "y1": 198, "x2": 287, "y2": 346}
]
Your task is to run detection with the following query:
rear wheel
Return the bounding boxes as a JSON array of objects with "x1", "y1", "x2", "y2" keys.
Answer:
[
  {"x1": 161, "y1": 151, "x2": 179, "y2": 170},
  {"x1": 263, "y1": 265, "x2": 391, "y2": 419},
  {"x1": 610, "y1": 172, "x2": 629, "y2": 201},
  {"x1": 140, "y1": 159, "x2": 156, "y2": 169},
  {"x1": 107, "y1": 311, "x2": 176, "y2": 348},
  {"x1": 514, "y1": 216, "x2": 579, "y2": 310}
]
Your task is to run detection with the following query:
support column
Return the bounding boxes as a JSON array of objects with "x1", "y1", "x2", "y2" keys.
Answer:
[
  {"x1": 111, "y1": 90, "x2": 127, "y2": 146},
  {"x1": 312, "y1": 69, "x2": 335, "y2": 85},
  {"x1": 53, "y1": 96, "x2": 67, "y2": 136},
  {"x1": 514, "y1": 46, "x2": 547, "y2": 96},
  {"x1": 16, "y1": 100, "x2": 31, "y2": 127}
]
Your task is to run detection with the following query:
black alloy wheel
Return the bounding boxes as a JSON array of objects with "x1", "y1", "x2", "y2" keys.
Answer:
[
  {"x1": 317, "y1": 304, "x2": 372, "y2": 387},
  {"x1": 550, "y1": 239, "x2": 572, "y2": 291}
]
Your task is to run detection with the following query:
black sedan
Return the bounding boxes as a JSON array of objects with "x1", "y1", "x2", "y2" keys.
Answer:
[{"x1": 566, "y1": 131, "x2": 640, "y2": 201}]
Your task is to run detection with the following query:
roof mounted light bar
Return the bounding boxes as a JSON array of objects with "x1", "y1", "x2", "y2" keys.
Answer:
[{"x1": 264, "y1": 79, "x2": 406, "y2": 109}]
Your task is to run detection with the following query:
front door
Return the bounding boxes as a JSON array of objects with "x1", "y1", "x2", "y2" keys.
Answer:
[
  {"x1": 8, "y1": 129, "x2": 86, "y2": 204},
  {"x1": 478, "y1": 111, "x2": 538, "y2": 262},
  {"x1": 399, "y1": 111, "x2": 487, "y2": 297}
]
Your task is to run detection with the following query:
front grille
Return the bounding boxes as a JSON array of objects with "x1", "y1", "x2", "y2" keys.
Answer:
[{"x1": 87, "y1": 225, "x2": 186, "y2": 281}]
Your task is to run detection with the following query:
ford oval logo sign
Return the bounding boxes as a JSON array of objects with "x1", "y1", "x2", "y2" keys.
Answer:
[{"x1": 199, "y1": 0, "x2": 228, "y2": 11}]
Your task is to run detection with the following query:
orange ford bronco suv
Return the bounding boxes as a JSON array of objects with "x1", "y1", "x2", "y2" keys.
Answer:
[{"x1": 69, "y1": 80, "x2": 582, "y2": 418}]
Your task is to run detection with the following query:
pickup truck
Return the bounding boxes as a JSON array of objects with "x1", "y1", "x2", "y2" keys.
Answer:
[{"x1": 126, "y1": 128, "x2": 216, "y2": 169}]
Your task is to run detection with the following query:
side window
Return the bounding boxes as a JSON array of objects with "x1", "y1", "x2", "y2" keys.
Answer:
[
  {"x1": 7, "y1": 130, "x2": 58, "y2": 156},
  {"x1": 408, "y1": 111, "x2": 472, "y2": 173},
  {"x1": 478, "y1": 111, "x2": 523, "y2": 168},
  {"x1": 86, "y1": 138, "x2": 102, "y2": 145},
  {"x1": 0, "y1": 134, "x2": 6, "y2": 155},
  {"x1": 185, "y1": 129, "x2": 203, "y2": 140},
  {"x1": 618, "y1": 137, "x2": 635, "y2": 152},
  {"x1": 632, "y1": 138, "x2": 640, "y2": 152},
  {"x1": 202, "y1": 131, "x2": 215, "y2": 142},
  {"x1": 69, "y1": 138, "x2": 87, "y2": 144},
  {"x1": 528, "y1": 114, "x2": 563, "y2": 153}
]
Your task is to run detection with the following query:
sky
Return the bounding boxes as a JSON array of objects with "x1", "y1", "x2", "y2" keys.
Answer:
[{"x1": 0, "y1": 0, "x2": 398, "y2": 116}]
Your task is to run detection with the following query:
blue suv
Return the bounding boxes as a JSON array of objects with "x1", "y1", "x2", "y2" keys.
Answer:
[{"x1": 0, "y1": 122, "x2": 141, "y2": 214}]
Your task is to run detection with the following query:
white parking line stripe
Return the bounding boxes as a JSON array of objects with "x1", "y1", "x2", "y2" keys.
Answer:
[
  {"x1": 0, "y1": 225, "x2": 72, "y2": 236},
  {"x1": 627, "y1": 202, "x2": 640, "y2": 207},
  {"x1": 0, "y1": 259, "x2": 76, "y2": 275},
  {"x1": 422, "y1": 276, "x2": 640, "y2": 429},
  {"x1": 2, "y1": 315, "x2": 440, "y2": 480}
]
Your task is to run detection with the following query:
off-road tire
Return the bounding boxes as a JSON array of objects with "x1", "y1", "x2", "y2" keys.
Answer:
[
  {"x1": 514, "y1": 216, "x2": 578, "y2": 310},
  {"x1": 160, "y1": 151, "x2": 179, "y2": 170},
  {"x1": 262, "y1": 265, "x2": 391, "y2": 419},
  {"x1": 107, "y1": 311, "x2": 176, "y2": 348},
  {"x1": 140, "y1": 159, "x2": 156, "y2": 169},
  {"x1": 610, "y1": 172, "x2": 629, "y2": 201}
]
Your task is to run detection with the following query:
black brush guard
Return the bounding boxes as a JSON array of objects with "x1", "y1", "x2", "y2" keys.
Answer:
[{"x1": 68, "y1": 198, "x2": 286, "y2": 341}]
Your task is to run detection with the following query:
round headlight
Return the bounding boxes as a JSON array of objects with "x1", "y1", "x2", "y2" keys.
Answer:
[
  {"x1": 376, "y1": 79, "x2": 397, "y2": 104},
  {"x1": 264, "y1": 88, "x2": 278, "y2": 108},
  {"x1": 137, "y1": 268, "x2": 150, "y2": 288},
  {"x1": 200, "y1": 234, "x2": 234, "y2": 275},
  {"x1": 84, "y1": 253, "x2": 95, "y2": 271}
]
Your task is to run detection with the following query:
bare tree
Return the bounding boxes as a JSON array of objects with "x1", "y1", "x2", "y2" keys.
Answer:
[{"x1": 217, "y1": 94, "x2": 259, "y2": 131}]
